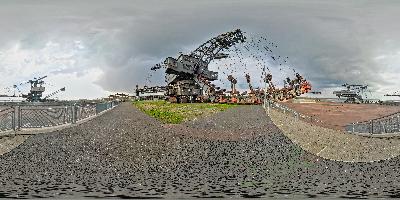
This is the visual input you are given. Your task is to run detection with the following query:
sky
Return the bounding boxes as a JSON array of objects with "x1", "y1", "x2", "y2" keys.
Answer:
[{"x1": 0, "y1": 0, "x2": 399, "y2": 100}]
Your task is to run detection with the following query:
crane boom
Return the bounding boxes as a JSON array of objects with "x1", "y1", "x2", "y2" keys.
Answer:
[{"x1": 43, "y1": 87, "x2": 65, "y2": 100}]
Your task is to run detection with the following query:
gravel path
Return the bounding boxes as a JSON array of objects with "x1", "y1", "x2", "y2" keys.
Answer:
[{"x1": 1, "y1": 103, "x2": 400, "y2": 198}]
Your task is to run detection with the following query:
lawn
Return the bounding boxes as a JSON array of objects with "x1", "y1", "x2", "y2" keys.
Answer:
[{"x1": 133, "y1": 100, "x2": 237, "y2": 124}]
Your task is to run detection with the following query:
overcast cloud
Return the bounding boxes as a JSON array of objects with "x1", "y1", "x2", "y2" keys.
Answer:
[{"x1": 0, "y1": 0, "x2": 399, "y2": 100}]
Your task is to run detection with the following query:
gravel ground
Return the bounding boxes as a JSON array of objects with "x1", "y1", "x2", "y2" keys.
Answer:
[
  {"x1": 269, "y1": 109, "x2": 400, "y2": 162},
  {"x1": 1, "y1": 103, "x2": 400, "y2": 198}
]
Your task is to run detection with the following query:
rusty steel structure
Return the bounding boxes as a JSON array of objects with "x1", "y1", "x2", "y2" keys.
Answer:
[{"x1": 265, "y1": 73, "x2": 312, "y2": 101}]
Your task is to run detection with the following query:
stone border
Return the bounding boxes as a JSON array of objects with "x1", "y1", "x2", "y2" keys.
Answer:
[{"x1": 268, "y1": 108, "x2": 400, "y2": 162}]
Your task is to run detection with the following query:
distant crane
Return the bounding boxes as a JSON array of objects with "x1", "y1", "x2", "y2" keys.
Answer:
[
  {"x1": 333, "y1": 83, "x2": 368, "y2": 103},
  {"x1": 385, "y1": 91, "x2": 400, "y2": 97},
  {"x1": 22, "y1": 76, "x2": 48, "y2": 102},
  {"x1": 4, "y1": 75, "x2": 65, "y2": 102}
]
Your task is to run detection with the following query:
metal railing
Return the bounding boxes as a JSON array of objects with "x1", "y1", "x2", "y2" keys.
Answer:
[
  {"x1": 19, "y1": 106, "x2": 72, "y2": 128},
  {"x1": 0, "y1": 101, "x2": 119, "y2": 133},
  {"x1": 345, "y1": 111, "x2": 400, "y2": 134}
]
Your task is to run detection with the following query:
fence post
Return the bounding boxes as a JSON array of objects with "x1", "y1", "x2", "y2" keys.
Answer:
[
  {"x1": 95, "y1": 104, "x2": 99, "y2": 115},
  {"x1": 12, "y1": 107, "x2": 16, "y2": 131},
  {"x1": 63, "y1": 107, "x2": 67, "y2": 124},
  {"x1": 398, "y1": 116, "x2": 400, "y2": 132},
  {"x1": 382, "y1": 121, "x2": 386, "y2": 133},
  {"x1": 72, "y1": 104, "x2": 77, "y2": 124},
  {"x1": 371, "y1": 120, "x2": 374, "y2": 134},
  {"x1": 18, "y1": 106, "x2": 22, "y2": 130}
]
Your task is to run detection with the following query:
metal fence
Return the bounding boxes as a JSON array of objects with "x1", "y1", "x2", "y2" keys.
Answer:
[
  {"x1": 0, "y1": 101, "x2": 119, "y2": 133},
  {"x1": 345, "y1": 112, "x2": 400, "y2": 134},
  {"x1": 19, "y1": 106, "x2": 72, "y2": 128},
  {"x1": 0, "y1": 107, "x2": 15, "y2": 132}
]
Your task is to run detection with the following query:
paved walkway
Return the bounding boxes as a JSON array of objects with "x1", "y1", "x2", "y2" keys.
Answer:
[{"x1": 1, "y1": 103, "x2": 400, "y2": 198}]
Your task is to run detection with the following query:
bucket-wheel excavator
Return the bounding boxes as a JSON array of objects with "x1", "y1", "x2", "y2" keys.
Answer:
[{"x1": 152, "y1": 29, "x2": 246, "y2": 103}]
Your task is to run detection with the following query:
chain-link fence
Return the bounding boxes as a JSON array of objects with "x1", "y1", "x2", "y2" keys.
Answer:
[
  {"x1": 0, "y1": 101, "x2": 119, "y2": 133},
  {"x1": 345, "y1": 112, "x2": 400, "y2": 134}
]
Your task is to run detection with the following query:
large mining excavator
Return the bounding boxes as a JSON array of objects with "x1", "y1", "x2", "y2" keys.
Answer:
[
  {"x1": 152, "y1": 29, "x2": 246, "y2": 103},
  {"x1": 151, "y1": 29, "x2": 311, "y2": 103}
]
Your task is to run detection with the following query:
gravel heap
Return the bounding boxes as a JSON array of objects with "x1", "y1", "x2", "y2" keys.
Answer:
[{"x1": 1, "y1": 103, "x2": 400, "y2": 198}]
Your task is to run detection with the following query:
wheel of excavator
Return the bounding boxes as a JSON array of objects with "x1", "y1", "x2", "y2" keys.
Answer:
[
  {"x1": 169, "y1": 96, "x2": 177, "y2": 103},
  {"x1": 191, "y1": 95, "x2": 197, "y2": 103},
  {"x1": 180, "y1": 96, "x2": 188, "y2": 103}
]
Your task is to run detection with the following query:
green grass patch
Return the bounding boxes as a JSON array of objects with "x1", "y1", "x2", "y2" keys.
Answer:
[{"x1": 133, "y1": 100, "x2": 237, "y2": 124}]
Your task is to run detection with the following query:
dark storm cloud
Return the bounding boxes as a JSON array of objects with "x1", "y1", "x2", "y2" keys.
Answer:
[{"x1": 0, "y1": 0, "x2": 399, "y2": 97}]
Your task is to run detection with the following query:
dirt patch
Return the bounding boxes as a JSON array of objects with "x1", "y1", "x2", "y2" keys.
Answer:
[{"x1": 281, "y1": 102, "x2": 400, "y2": 130}]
